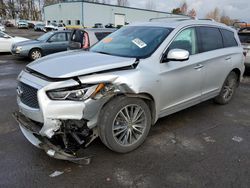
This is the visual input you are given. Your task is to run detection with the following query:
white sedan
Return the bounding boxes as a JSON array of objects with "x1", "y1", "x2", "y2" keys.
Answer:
[
  {"x1": 43, "y1": 23, "x2": 66, "y2": 32},
  {"x1": 0, "y1": 24, "x2": 5, "y2": 32},
  {"x1": 0, "y1": 31, "x2": 29, "y2": 52}
]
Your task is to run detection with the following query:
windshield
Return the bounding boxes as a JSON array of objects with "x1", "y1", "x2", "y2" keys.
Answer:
[
  {"x1": 90, "y1": 26, "x2": 172, "y2": 58},
  {"x1": 37, "y1": 32, "x2": 54, "y2": 41}
]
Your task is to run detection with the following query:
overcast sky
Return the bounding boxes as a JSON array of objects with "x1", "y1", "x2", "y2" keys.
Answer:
[{"x1": 110, "y1": 0, "x2": 250, "y2": 22}]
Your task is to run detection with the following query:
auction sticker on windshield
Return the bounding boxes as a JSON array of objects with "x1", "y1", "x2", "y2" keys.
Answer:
[
  {"x1": 132, "y1": 38, "x2": 147, "y2": 48},
  {"x1": 103, "y1": 38, "x2": 113, "y2": 43}
]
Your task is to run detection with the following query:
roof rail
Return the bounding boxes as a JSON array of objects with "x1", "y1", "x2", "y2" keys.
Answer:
[
  {"x1": 197, "y1": 18, "x2": 215, "y2": 21},
  {"x1": 149, "y1": 15, "x2": 192, "y2": 22}
]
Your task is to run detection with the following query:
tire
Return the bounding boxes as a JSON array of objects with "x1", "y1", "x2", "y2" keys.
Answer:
[
  {"x1": 29, "y1": 48, "x2": 42, "y2": 61},
  {"x1": 98, "y1": 96, "x2": 151, "y2": 153},
  {"x1": 214, "y1": 72, "x2": 238, "y2": 105}
]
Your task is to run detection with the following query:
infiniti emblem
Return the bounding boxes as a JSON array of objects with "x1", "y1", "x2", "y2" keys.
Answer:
[{"x1": 17, "y1": 86, "x2": 23, "y2": 97}]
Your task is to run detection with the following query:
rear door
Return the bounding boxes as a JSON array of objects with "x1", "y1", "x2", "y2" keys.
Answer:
[
  {"x1": 68, "y1": 30, "x2": 85, "y2": 50},
  {"x1": 197, "y1": 27, "x2": 235, "y2": 100}
]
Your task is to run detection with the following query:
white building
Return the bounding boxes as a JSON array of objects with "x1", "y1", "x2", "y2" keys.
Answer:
[{"x1": 44, "y1": 1, "x2": 185, "y2": 27}]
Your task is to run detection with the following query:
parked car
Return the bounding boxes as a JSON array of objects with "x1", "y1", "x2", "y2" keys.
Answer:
[
  {"x1": 14, "y1": 20, "x2": 245, "y2": 161},
  {"x1": 4, "y1": 21, "x2": 14, "y2": 27},
  {"x1": 28, "y1": 22, "x2": 35, "y2": 29},
  {"x1": 0, "y1": 31, "x2": 29, "y2": 52},
  {"x1": 0, "y1": 23, "x2": 5, "y2": 32},
  {"x1": 11, "y1": 30, "x2": 71, "y2": 60},
  {"x1": 93, "y1": 23, "x2": 103, "y2": 28},
  {"x1": 105, "y1": 23, "x2": 115, "y2": 28},
  {"x1": 43, "y1": 23, "x2": 66, "y2": 32},
  {"x1": 68, "y1": 28, "x2": 116, "y2": 50},
  {"x1": 34, "y1": 23, "x2": 45, "y2": 31},
  {"x1": 18, "y1": 20, "x2": 29, "y2": 29},
  {"x1": 238, "y1": 28, "x2": 250, "y2": 67}
]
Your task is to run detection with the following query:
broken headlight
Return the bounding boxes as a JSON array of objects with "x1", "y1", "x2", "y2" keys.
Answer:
[{"x1": 47, "y1": 83, "x2": 114, "y2": 101}]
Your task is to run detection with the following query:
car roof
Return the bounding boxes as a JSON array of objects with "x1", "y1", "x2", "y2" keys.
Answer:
[
  {"x1": 75, "y1": 28, "x2": 116, "y2": 32},
  {"x1": 53, "y1": 30, "x2": 71, "y2": 33},
  {"x1": 129, "y1": 19, "x2": 234, "y2": 32}
]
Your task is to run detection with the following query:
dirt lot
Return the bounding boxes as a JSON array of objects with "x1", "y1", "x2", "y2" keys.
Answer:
[{"x1": 0, "y1": 27, "x2": 250, "y2": 188}]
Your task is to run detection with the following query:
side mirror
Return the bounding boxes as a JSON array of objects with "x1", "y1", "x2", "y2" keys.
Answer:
[{"x1": 163, "y1": 49, "x2": 190, "y2": 62}]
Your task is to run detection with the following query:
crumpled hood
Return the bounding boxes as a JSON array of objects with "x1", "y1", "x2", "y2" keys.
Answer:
[{"x1": 27, "y1": 51, "x2": 136, "y2": 78}]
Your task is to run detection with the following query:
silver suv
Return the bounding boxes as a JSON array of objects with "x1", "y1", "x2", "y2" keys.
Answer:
[{"x1": 14, "y1": 20, "x2": 245, "y2": 160}]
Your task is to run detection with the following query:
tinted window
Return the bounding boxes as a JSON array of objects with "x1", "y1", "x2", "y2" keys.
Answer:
[
  {"x1": 238, "y1": 33, "x2": 250, "y2": 43},
  {"x1": 95, "y1": 32, "x2": 112, "y2": 41},
  {"x1": 168, "y1": 28, "x2": 198, "y2": 55},
  {"x1": 198, "y1": 27, "x2": 223, "y2": 52},
  {"x1": 221, "y1": 29, "x2": 238, "y2": 47},
  {"x1": 49, "y1": 33, "x2": 66, "y2": 42}
]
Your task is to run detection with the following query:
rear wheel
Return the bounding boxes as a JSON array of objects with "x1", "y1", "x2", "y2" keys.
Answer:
[
  {"x1": 29, "y1": 48, "x2": 42, "y2": 60},
  {"x1": 98, "y1": 96, "x2": 151, "y2": 153},
  {"x1": 214, "y1": 72, "x2": 238, "y2": 105}
]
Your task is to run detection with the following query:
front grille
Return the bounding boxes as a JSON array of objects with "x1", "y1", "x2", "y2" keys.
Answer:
[{"x1": 18, "y1": 82, "x2": 39, "y2": 109}]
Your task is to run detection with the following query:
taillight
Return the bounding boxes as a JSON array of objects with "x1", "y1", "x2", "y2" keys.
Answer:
[{"x1": 83, "y1": 32, "x2": 89, "y2": 49}]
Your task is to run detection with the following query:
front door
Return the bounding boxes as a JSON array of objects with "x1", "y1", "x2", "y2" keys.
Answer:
[
  {"x1": 43, "y1": 32, "x2": 69, "y2": 55},
  {"x1": 159, "y1": 27, "x2": 203, "y2": 116}
]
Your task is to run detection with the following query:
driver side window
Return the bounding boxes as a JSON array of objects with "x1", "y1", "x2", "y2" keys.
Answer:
[{"x1": 168, "y1": 28, "x2": 198, "y2": 55}]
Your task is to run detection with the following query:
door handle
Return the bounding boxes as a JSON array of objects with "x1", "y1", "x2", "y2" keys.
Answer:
[
  {"x1": 225, "y1": 57, "x2": 231, "y2": 60},
  {"x1": 194, "y1": 64, "x2": 204, "y2": 70}
]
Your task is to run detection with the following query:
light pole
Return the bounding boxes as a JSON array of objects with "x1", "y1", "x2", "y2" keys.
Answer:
[{"x1": 82, "y1": 0, "x2": 84, "y2": 27}]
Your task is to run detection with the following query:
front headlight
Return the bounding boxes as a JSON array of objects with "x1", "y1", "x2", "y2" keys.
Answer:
[
  {"x1": 16, "y1": 46, "x2": 22, "y2": 53},
  {"x1": 47, "y1": 83, "x2": 113, "y2": 101}
]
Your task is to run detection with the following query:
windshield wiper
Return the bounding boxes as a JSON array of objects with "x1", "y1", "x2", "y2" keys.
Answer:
[{"x1": 95, "y1": 51, "x2": 112, "y2": 55}]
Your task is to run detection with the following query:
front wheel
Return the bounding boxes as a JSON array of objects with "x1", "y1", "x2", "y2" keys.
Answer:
[
  {"x1": 98, "y1": 96, "x2": 151, "y2": 153},
  {"x1": 29, "y1": 48, "x2": 42, "y2": 60},
  {"x1": 214, "y1": 72, "x2": 238, "y2": 105}
]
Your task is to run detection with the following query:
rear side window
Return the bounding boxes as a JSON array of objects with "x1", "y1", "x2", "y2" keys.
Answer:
[
  {"x1": 198, "y1": 27, "x2": 223, "y2": 52},
  {"x1": 95, "y1": 32, "x2": 112, "y2": 41},
  {"x1": 221, "y1": 29, "x2": 238, "y2": 47}
]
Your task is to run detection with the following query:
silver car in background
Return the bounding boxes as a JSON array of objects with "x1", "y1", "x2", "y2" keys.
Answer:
[
  {"x1": 238, "y1": 28, "x2": 250, "y2": 67},
  {"x1": 14, "y1": 19, "x2": 244, "y2": 161}
]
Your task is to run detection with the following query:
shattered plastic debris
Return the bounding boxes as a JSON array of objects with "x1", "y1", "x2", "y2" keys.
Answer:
[
  {"x1": 203, "y1": 136, "x2": 216, "y2": 143},
  {"x1": 49, "y1": 171, "x2": 64, "y2": 177},
  {"x1": 232, "y1": 136, "x2": 243, "y2": 143}
]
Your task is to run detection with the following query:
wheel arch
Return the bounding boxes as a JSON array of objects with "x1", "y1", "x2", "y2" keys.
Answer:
[
  {"x1": 101, "y1": 93, "x2": 157, "y2": 126},
  {"x1": 231, "y1": 68, "x2": 241, "y2": 86}
]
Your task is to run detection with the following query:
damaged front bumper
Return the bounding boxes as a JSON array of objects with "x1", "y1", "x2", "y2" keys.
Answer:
[{"x1": 13, "y1": 112, "x2": 93, "y2": 163}]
